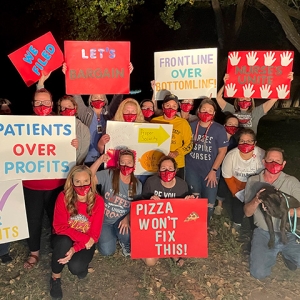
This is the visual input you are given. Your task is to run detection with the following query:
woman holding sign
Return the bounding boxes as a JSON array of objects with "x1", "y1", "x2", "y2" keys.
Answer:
[
  {"x1": 90, "y1": 149, "x2": 142, "y2": 257},
  {"x1": 216, "y1": 73, "x2": 293, "y2": 134},
  {"x1": 142, "y1": 156, "x2": 194, "y2": 267},
  {"x1": 151, "y1": 94, "x2": 193, "y2": 179},
  {"x1": 50, "y1": 165, "x2": 104, "y2": 299}
]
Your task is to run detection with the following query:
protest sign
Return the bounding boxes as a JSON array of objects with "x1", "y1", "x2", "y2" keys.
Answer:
[
  {"x1": 8, "y1": 32, "x2": 64, "y2": 87},
  {"x1": 64, "y1": 41, "x2": 130, "y2": 94},
  {"x1": 105, "y1": 121, "x2": 173, "y2": 175},
  {"x1": 0, "y1": 180, "x2": 29, "y2": 244},
  {"x1": 154, "y1": 48, "x2": 218, "y2": 100},
  {"x1": 0, "y1": 115, "x2": 76, "y2": 180},
  {"x1": 224, "y1": 51, "x2": 294, "y2": 99},
  {"x1": 130, "y1": 198, "x2": 208, "y2": 259}
]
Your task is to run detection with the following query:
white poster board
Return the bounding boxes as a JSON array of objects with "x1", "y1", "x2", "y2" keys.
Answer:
[
  {"x1": 0, "y1": 115, "x2": 76, "y2": 180},
  {"x1": 154, "y1": 48, "x2": 218, "y2": 100},
  {"x1": 0, "y1": 180, "x2": 29, "y2": 244},
  {"x1": 105, "y1": 121, "x2": 173, "y2": 175}
]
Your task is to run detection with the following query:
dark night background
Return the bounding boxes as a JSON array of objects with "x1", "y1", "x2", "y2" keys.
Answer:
[{"x1": 0, "y1": 1, "x2": 299, "y2": 115}]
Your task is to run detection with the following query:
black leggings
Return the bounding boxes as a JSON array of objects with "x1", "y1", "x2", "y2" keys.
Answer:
[
  {"x1": 51, "y1": 235, "x2": 95, "y2": 276},
  {"x1": 23, "y1": 186, "x2": 63, "y2": 252}
]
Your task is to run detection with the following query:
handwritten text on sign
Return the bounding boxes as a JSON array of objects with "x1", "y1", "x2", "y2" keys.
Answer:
[
  {"x1": 8, "y1": 32, "x2": 64, "y2": 86},
  {"x1": 225, "y1": 51, "x2": 294, "y2": 99},
  {"x1": 0, "y1": 180, "x2": 29, "y2": 244},
  {"x1": 130, "y1": 199, "x2": 208, "y2": 259},
  {"x1": 64, "y1": 41, "x2": 130, "y2": 94},
  {"x1": 0, "y1": 115, "x2": 76, "y2": 180},
  {"x1": 154, "y1": 48, "x2": 218, "y2": 100}
]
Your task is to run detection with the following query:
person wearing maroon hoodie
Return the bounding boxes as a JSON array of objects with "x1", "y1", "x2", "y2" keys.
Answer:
[
  {"x1": 49, "y1": 165, "x2": 104, "y2": 299},
  {"x1": 23, "y1": 88, "x2": 78, "y2": 269}
]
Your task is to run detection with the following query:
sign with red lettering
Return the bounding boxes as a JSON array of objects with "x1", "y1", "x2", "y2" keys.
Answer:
[
  {"x1": 8, "y1": 32, "x2": 64, "y2": 87},
  {"x1": 64, "y1": 41, "x2": 130, "y2": 94},
  {"x1": 130, "y1": 199, "x2": 208, "y2": 259},
  {"x1": 224, "y1": 51, "x2": 294, "y2": 99},
  {"x1": 0, "y1": 115, "x2": 76, "y2": 180}
]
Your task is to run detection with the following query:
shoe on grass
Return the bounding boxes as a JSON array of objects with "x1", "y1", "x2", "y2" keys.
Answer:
[
  {"x1": 214, "y1": 206, "x2": 223, "y2": 216},
  {"x1": 282, "y1": 256, "x2": 297, "y2": 271},
  {"x1": 50, "y1": 277, "x2": 62, "y2": 300},
  {"x1": 119, "y1": 242, "x2": 131, "y2": 258},
  {"x1": 0, "y1": 253, "x2": 12, "y2": 264}
]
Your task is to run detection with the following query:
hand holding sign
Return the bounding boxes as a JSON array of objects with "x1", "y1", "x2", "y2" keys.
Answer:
[
  {"x1": 243, "y1": 84, "x2": 255, "y2": 98},
  {"x1": 280, "y1": 51, "x2": 293, "y2": 66},
  {"x1": 260, "y1": 84, "x2": 272, "y2": 98},
  {"x1": 246, "y1": 51, "x2": 258, "y2": 66},
  {"x1": 276, "y1": 84, "x2": 289, "y2": 98},
  {"x1": 225, "y1": 83, "x2": 237, "y2": 97},
  {"x1": 228, "y1": 52, "x2": 241, "y2": 66},
  {"x1": 264, "y1": 51, "x2": 276, "y2": 66}
]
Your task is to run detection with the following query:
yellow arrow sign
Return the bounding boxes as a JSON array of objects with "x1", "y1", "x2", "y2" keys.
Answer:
[{"x1": 138, "y1": 126, "x2": 170, "y2": 146}]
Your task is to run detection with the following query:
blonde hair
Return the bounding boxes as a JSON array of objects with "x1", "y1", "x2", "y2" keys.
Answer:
[
  {"x1": 57, "y1": 95, "x2": 78, "y2": 116},
  {"x1": 114, "y1": 98, "x2": 145, "y2": 122},
  {"x1": 64, "y1": 165, "x2": 97, "y2": 216}
]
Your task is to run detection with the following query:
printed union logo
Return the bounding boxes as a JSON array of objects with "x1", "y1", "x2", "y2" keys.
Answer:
[{"x1": 0, "y1": 183, "x2": 18, "y2": 212}]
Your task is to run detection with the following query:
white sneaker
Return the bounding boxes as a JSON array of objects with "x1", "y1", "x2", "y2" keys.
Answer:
[{"x1": 119, "y1": 242, "x2": 131, "y2": 258}]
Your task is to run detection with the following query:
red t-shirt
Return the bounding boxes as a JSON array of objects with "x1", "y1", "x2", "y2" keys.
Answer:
[{"x1": 53, "y1": 192, "x2": 105, "y2": 252}]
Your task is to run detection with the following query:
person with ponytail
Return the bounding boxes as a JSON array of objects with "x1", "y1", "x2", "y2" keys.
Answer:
[
  {"x1": 185, "y1": 98, "x2": 228, "y2": 222},
  {"x1": 50, "y1": 165, "x2": 104, "y2": 299},
  {"x1": 222, "y1": 128, "x2": 265, "y2": 231},
  {"x1": 57, "y1": 95, "x2": 90, "y2": 165},
  {"x1": 90, "y1": 149, "x2": 142, "y2": 257}
]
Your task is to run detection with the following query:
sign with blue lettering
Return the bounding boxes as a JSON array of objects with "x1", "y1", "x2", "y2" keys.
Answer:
[
  {"x1": 154, "y1": 48, "x2": 218, "y2": 100},
  {"x1": 8, "y1": 32, "x2": 64, "y2": 86},
  {"x1": 0, "y1": 115, "x2": 76, "y2": 180}
]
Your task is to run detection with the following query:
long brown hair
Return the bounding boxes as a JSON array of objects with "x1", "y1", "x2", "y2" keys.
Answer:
[
  {"x1": 110, "y1": 149, "x2": 138, "y2": 196},
  {"x1": 64, "y1": 165, "x2": 97, "y2": 216}
]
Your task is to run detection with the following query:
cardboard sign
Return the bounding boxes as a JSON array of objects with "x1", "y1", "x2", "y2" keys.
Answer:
[
  {"x1": 0, "y1": 180, "x2": 29, "y2": 244},
  {"x1": 8, "y1": 32, "x2": 64, "y2": 87},
  {"x1": 130, "y1": 198, "x2": 208, "y2": 259},
  {"x1": 105, "y1": 121, "x2": 173, "y2": 175},
  {"x1": 225, "y1": 51, "x2": 294, "y2": 99},
  {"x1": 0, "y1": 115, "x2": 76, "y2": 180},
  {"x1": 64, "y1": 41, "x2": 130, "y2": 94},
  {"x1": 154, "y1": 48, "x2": 218, "y2": 100}
]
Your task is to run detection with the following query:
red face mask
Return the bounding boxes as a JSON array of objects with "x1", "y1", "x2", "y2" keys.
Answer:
[
  {"x1": 33, "y1": 105, "x2": 52, "y2": 116},
  {"x1": 142, "y1": 109, "x2": 154, "y2": 118},
  {"x1": 238, "y1": 100, "x2": 252, "y2": 109},
  {"x1": 265, "y1": 161, "x2": 284, "y2": 174},
  {"x1": 120, "y1": 165, "x2": 135, "y2": 176},
  {"x1": 238, "y1": 143, "x2": 255, "y2": 153},
  {"x1": 163, "y1": 108, "x2": 177, "y2": 119},
  {"x1": 73, "y1": 184, "x2": 91, "y2": 196},
  {"x1": 159, "y1": 170, "x2": 176, "y2": 182},
  {"x1": 60, "y1": 108, "x2": 77, "y2": 116},
  {"x1": 181, "y1": 103, "x2": 193, "y2": 113},
  {"x1": 198, "y1": 112, "x2": 214, "y2": 123},
  {"x1": 225, "y1": 125, "x2": 239, "y2": 136},
  {"x1": 123, "y1": 114, "x2": 137, "y2": 122},
  {"x1": 91, "y1": 100, "x2": 105, "y2": 109}
]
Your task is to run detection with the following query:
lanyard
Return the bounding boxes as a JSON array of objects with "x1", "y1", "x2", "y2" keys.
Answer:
[{"x1": 193, "y1": 121, "x2": 213, "y2": 144}]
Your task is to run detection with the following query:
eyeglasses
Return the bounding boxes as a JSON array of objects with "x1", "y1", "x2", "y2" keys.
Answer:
[
  {"x1": 239, "y1": 140, "x2": 255, "y2": 144},
  {"x1": 33, "y1": 100, "x2": 52, "y2": 106}
]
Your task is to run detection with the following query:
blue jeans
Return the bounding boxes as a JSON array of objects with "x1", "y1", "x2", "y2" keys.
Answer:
[
  {"x1": 0, "y1": 243, "x2": 10, "y2": 256},
  {"x1": 98, "y1": 216, "x2": 130, "y2": 256},
  {"x1": 250, "y1": 227, "x2": 300, "y2": 279},
  {"x1": 185, "y1": 172, "x2": 218, "y2": 221}
]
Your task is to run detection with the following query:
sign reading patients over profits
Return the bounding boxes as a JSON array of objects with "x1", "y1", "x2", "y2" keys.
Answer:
[
  {"x1": 130, "y1": 199, "x2": 208, "y2": 259},
  {"x1": 225, "y1": 51, "x2": 294, "y2": 99},
  {"x1": 0, "y1": 116, "x2": 76, "y2": 180},
  {"x1": 64, "y1": 41, "x2": 130, "y2": 94},
  {"x1": 154, "y1": 48, "x2": 218, "y2": 100},
  {"x1": 8, "y1": 32, "x2": 64, "y2": 87},
  {"x1": 0, "y1": 180, "x2": 29, "y2": 244},
  {"x1": 105, "y1": 121, "x2": 173, "y2": 175}
]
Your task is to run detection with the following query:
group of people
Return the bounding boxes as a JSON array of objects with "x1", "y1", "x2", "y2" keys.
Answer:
[{"x1": 1, "y1": 68, "x2": 300, "y2": 300}]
